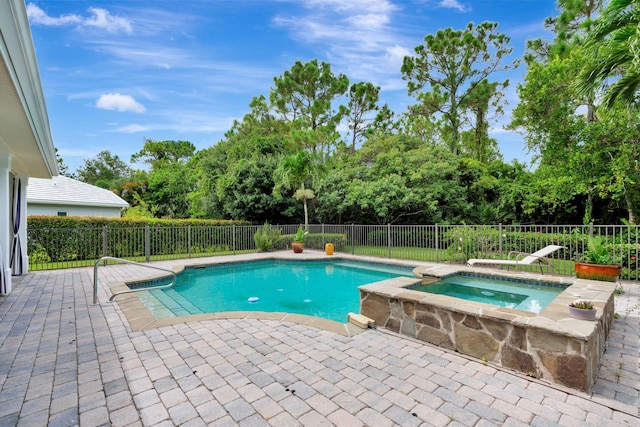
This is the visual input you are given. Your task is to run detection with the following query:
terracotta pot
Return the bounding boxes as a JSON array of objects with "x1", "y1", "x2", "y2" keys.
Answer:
[
  {"x1": 292, "y1": 241, "x2": 304, "y2": 253},
  {"x1": 568, "y1": 304, "x2": 597, "y2": 321},
  {"x1": 574, "y1": 262, "x2": 621, "y2": 282}
]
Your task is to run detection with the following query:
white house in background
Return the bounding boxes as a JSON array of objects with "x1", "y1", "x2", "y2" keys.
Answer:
[
  {"x1": 28, "y1": 175, "x2": 129, "y2": 217},
  {"x1": 1, "y1": 0, "x2": 59, "y2": 294}
]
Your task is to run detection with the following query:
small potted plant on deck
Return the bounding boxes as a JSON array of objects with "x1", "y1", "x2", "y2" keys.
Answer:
[
  {"x1": 292, "y1": 226, "x2": 307, "y2": 253},
  {"x1": 574, "y1": 236, "x2": 622, "y2": 282},
  {"x1": 568, "y1": 300, "x2": 597, "y2": 320}
]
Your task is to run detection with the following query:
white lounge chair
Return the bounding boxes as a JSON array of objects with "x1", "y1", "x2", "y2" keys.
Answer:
[{"x1": 467, "y1": 244, "x2": 565, "y2": 274}]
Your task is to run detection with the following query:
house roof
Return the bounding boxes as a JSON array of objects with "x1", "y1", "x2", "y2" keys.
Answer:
[
  {"x1": 0, "y1": 0, "x2": 58, "y2": 177},
  {"x1": 27, "y1": 175, "x2": 129, "y2": 208}
]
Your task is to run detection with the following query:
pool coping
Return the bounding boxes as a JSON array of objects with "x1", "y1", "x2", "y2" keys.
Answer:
[{"x1": 106, "y1": 250, "x2": 418, "y2": 336}]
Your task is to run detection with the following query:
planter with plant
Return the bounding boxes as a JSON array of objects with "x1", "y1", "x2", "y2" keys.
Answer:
[
  {"x1": 292, "y1": 227, "x2": 307, "y2": 253},
  {"x1": 575, "y1": 236, "x2": 622, "y2": 282},
  {"x1": 568, "y1": 300, "x2": 597, "y2": 320}
]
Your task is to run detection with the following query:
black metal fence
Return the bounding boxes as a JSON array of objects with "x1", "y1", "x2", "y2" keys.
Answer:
[{"x1": 27, "y1": 223, "x2": 640, "y2": 280}]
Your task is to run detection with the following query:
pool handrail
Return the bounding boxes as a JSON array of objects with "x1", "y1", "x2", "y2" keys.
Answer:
[{"x1": 93, "y1": 256, "x2": 177, "y2": 305}]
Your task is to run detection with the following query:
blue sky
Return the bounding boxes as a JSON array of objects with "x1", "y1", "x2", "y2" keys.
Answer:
[{"x1": 26, "y1": 0, "x2": 558, "y2": 173}]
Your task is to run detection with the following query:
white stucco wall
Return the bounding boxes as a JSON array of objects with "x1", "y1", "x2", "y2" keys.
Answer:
[{"x1": 28, "y1": 203, "x2": 123, "y2": 218}]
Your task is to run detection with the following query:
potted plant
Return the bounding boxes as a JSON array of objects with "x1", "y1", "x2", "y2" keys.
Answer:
[
  {"x1": 574, "y1": 236, "x2": 622, "y2": 282},
  {"x1": 568, "y1": 300, "x2": 597, "y2": 321},
  {"x1": 292, "y1": 226, "x2": 307, "y2": 253}
]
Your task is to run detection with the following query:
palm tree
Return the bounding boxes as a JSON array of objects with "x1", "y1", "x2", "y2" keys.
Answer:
[
  {"x1": 577, "y1": 0, "x2": 640, "y2": 107},
  {"x1": 272, "y1": 151, "x2": 317, "y2": 230}
]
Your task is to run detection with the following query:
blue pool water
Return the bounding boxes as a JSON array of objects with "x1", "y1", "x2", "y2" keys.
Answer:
[
  {"x1": 413, "y1": 273, "x2": 566, "y2": 313},
  {"x1": 139, "y1": 259, "x2": 415, "y2": 322}
]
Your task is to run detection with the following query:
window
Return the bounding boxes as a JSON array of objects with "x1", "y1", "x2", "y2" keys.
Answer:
[{"x1": 57, "y1": 211, "x2": 67, "y2": 217}]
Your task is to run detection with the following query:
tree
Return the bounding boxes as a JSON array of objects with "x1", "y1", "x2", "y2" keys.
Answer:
[
  {"x1": 459, "y1": 79, "x2": 503, "y2": 163},
  {"x1": 315, "y1": 134, "x2": 469, "y2": 225},
  {"x1": 55, "y1": 148, "x2": 74, "y2": 178},
  {"x1": 269, "y1": 59, "x2": 349, "y2": 153},
  {"x1": 401, "y1": 21, "x2": 515, "y2": 155},
  {"x1": 75, "y1": 150, "x2": 131, "y2": 188},
  {"x1": 345, "y1": 82, "x2": 381, "y2": 154},
  {"x1": 216, "y1": 156, "x2": 299, "y2": 223},
  {"x1": 130, "y1": 139, "x2": 196, "y2": 169},
  {"x1": 273, "y1": 151, "x2": 319, "y2": 230},
  {"x1": 525, "y1": 0, "x2": 604, "y2": 63},
  {"x1": 578, "y1": 0, "x2": 640, "y2": 108},
  {"x1": 130, "y1": 139, "x2": 196, "y2": 218}
]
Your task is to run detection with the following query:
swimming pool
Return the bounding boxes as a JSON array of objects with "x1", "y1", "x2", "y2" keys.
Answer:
[
  {"x1": 134, "y1": 259, "x2": 415, "y2": 322},
  {"x1": 411, "y1": 272, "x2": 566, "y2": 313}
]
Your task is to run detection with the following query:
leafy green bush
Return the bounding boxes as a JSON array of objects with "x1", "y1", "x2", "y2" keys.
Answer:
[
  {"x1": 254, "y1": 223, "x2": 283, "y2": 252},
  {"x1": 445, "y1": 225, "x2": 499, "y2": 261}
]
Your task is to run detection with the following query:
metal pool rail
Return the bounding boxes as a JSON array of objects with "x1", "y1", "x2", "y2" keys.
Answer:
[{"x1": 93, "y1": 256, "x2": 177, "y2": 305}]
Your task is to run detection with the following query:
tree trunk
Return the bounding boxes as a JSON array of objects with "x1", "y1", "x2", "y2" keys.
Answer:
[{"x1": 303, "y1": 198, "x2": 309, "y2": 231}]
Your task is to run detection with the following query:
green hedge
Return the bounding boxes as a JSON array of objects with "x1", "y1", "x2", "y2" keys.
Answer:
[{"x1": 27, "y1": 216, "x2": 250, "y2": 263}]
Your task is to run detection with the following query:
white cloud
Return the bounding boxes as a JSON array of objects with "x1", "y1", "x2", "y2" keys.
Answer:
[
  {"x1": 26, "y1": 3, "x2": 82, "y2": 26},
  {"x1": 439, "y1": 0, "x2": 471, "y2": 12},
  {"x1": 26, "y1": 3, "x2": 133, "y2": 34},
  {"x1": 115, "y1": 124, "x2": 148, "y2": 133},
  {"x1": 84, "y1": 7, "x2": 133, "y2": 33},
  {"x1": 96, "y1": 93, "x2": 146, "y2": 113},
  {"x1": 273, "y1": 0, "x2": 407, "y2": 84}
]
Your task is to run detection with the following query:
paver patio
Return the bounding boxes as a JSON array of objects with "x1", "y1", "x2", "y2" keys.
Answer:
[{"x1": 0, "y1": 253, "x2": 638, "y2": 426}]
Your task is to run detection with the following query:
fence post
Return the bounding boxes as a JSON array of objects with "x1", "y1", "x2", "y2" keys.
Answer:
[
  {"x1": 102, "y1": 226, "x2": 108, "y2": 259},
  {"x1": 233, "y1": 225, "x2": 236, "y2": 255},
  {"x1": 188, "y1": 225, "x2": 192, "y2": 259},
  {"x1": 499, "y1": 223, "x2": 503, "y2": 258},
  {"x1": 589, "y1": 222, "x2": 594, "y2": 237},
  {"x1": 351, "y1": 223, "x2": 355, "y2": 255},
  {"x1": 145, "y1": 225, "x2": 150, "y2": 263},
  {"x1": 435, "y1": 224, "x2": 439, "y2": 263},
  {"x1": 322, "y1": 223, "x2": 325, "y2": 246},
  {"x1": 387, "y1": 223, "x2": 391, "y2": 258}
]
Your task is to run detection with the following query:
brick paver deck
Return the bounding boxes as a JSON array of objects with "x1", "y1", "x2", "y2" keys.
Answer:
[{"x1": 0, "y1": 254, "x2": 638, "y2": 426}]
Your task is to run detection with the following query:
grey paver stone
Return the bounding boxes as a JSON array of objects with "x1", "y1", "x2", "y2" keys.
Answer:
[
  {"x1": 139, "y1": 402, "x2": 169, "y2": 425},
  {"x1": 384, "y1": 404, "x2": 422, "y2": 427},
  {"x1": 238, "y1": 413, "x2": 271, "y2": 427},
  {"x1": 20, "y1": 395, "x2": 51, "y2": 416},
  {"x1": 252, "y1": 396, "x2": 283, "y2": 420},
  {"x1": 212, "y1": 384, "x2": 241, "y2": 405},
  {"x1": 160, "y1": 387, "x2": 187, "y2": 407},
  {"x1": 333, "y1": 391, "x2": 366, "y2": 415},
  {"x1": 279, "y1": 394, "x2": 311, "y2": 418},
  {"x1": 327, "y1": 408, "x2": 363, "y2": 427},
  {"x1": 45, "y1": 407, "x2": 79, "y2": 427},
  {"x1": 109, "y1": 404, "x2": 140, "y2": 426},
  {"x1": 50, "y1": 393, "x2": 78, "y2": 414},
  {"x1": 529, "y1": 415, "x2": 564, "y2": 427},
  {"x1": 79, "y1": 406, "x2": 109, "y2": 427},
  {"x1": 168, "y1": 401, "x2": 199, "y2": 425},
  {"x1": 15, "y1": 409, "x2": 49, "y2": 427},
  {"x1": 465, "y1": 400, "x2": 507, "y2": 423},
  {"x1": 225, "y1": 398, "x2": 256, "y2": 422},
  {"x1": 357, "y1": 407, "x2": 395, "y2": 427},
  {"x1": 267, "y1": 411, "x2": 301, "y2": 427},
  {"x1": 410, "y1": 403, "x2": 452, "y2": 427},
  {"x1": 196, "y1": 400, "x2": 227, "y2": 424},
  {"x1": 133, "y1": 389, "x2": 160, "y2": 409},
  {"x1": 438, "y1": 401, "x2": 480, "y2": 426}
]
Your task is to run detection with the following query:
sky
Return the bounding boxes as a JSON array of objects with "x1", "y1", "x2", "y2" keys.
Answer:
[{"x1": 25, "y1": 0, "x2": 559, "y2": 173}]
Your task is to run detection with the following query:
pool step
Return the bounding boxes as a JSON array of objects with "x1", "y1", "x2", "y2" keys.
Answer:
[{"x1": 348, "y1": 313, "x2": 374, "y2": 329}]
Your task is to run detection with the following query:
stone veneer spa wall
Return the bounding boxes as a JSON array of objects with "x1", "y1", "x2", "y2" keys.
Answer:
[{"x1": 359, "y1": 273, "x2": 617, "y2": 392}]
